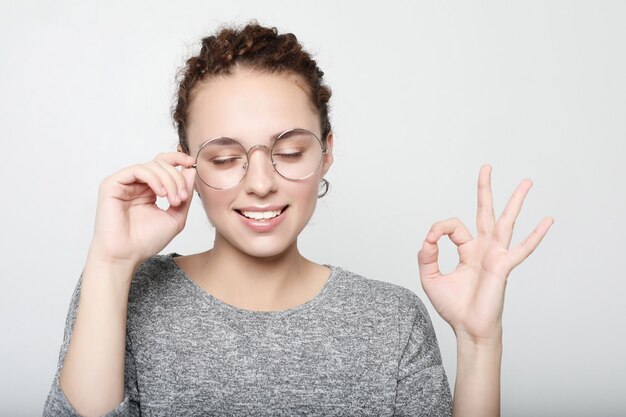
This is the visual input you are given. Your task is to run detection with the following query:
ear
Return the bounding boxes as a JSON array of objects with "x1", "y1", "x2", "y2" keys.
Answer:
[{"x1": 321, "y1": 130, "x2": 334, "y2": 177}]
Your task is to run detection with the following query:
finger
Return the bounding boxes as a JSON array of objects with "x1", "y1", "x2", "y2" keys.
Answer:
[
  {"x1": 165, "y1": 168, "x2": 197, "y2": 227},
  {"x1": 109, "y1": 164, "x2": 167, "y2": 200},
  {"x1": 496, "y1": 179, "x2": 533, "y2": 248},
  {"x1": 426, "y1": 217, "x2": 473, "y2": 247},
  {"x1": 418, "y1": 218, "x2": 474, "y2": 280},
  {"x1": 507, "y1": 217, "x2": 555, "y2": 269},
  {"x1": 154, "y1": 151, "x2": 196, "y2": 168},
  {"x1": 477, "y1": 164, "x2": 496, "y2": 235},
  {"x1": 154, "y1": 159, "x2": 189, "y2": 202},
  {"x1": 145, "y1": 161, "x2": 182, "y2": 207},
  {"x1": 178, "y1": 165, "x2": 198, "y2": 201}
]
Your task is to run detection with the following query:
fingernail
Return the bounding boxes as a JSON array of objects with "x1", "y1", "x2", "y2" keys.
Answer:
[
  {"x1": 427, "y1": 232, "x2": 436, "y2": 241},
  {"x1": 180, "y1": 189, "x2": 188, "y2": 200}
]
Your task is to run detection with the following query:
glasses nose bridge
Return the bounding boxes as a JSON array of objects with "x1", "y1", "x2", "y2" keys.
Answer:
[{"x1": 244, "y1": 144, "x2": 277, "y2": 170}]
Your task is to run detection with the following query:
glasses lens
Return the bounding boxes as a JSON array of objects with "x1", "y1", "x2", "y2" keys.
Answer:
[
  {"x1": 272, "y1": 131, "x2": 323, "y2": 180},
  {"x1": 196, "y1": 138, "x2": 247, "y2": 189}
]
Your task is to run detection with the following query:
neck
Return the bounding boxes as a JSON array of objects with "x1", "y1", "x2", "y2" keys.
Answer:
[{"x1": 198, "y1": 233, "x2": 313, "y2": 311}]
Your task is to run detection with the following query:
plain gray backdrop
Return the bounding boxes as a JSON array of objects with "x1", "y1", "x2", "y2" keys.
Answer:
[{"x1": 1, "y1": 1, "x2": 624, "y2": 416}]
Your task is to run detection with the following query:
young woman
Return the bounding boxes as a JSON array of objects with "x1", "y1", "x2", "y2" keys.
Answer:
[{"x1": 43, "y1": 22, "x2": 554, "y2": 417}]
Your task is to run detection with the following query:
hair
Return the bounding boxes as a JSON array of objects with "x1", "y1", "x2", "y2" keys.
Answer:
[{"x1": 172, "y1": 21, "x2": 333, "y2": 155}]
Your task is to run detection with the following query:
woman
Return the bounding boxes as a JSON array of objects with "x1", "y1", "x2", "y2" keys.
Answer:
[{"x1": 43, "y1": 22, "x2": 554, "y2": 417}]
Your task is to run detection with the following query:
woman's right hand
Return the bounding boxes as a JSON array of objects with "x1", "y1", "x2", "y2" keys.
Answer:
[{"x1": 87, "y1": 151, "x2": 197, "y2": 268}]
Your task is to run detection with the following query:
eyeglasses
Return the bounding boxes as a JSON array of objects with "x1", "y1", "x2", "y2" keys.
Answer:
[{"x1": 191, "y1": 128, "x2": 327, "y2": 190}]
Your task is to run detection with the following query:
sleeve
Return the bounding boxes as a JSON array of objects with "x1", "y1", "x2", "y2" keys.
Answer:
[
  {"x1": 42, "y1": 274, "x2": 141, "y2": 417},
  {"x1": 393, "y1": 290, "x2": 452, "y2": 417}
]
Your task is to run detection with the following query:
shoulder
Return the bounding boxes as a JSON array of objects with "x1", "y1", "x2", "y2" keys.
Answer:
[
  {"x1": 329, "y1": 266, "x2": 429, "y2": 319},
  {"x1": 133, "y1": 253, "x2": 179, "y2": 282},
  {"x1": 327, "y1": 266, "x2": 437, "y2": 350},
  {"x1": 127, "y1": 253, "x2": 182, "y2": 300}
]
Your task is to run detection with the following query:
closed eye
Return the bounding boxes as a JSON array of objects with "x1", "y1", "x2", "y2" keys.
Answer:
[
  {"x1": 211, "y1": 156, "x2": 243, "y2": 165},
  {"x1": 274, "y1": 152, "x2": 303, "y2": 160}
]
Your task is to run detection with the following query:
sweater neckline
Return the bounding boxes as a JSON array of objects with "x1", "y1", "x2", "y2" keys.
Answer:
[{"x1": 165, "y1": 252, "x2": 338, "y2": 319}]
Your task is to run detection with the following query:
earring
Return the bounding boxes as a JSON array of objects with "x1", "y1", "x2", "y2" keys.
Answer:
[{"x1": 318, "y1": 178, "x2": 330, "y2": 198}]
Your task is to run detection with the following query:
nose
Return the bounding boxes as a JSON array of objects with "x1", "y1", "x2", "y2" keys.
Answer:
[{"x1": 243, "y1": 145, "x2": 278, "y2": 196}]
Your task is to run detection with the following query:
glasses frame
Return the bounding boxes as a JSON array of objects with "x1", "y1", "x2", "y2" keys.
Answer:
[{"x1": 191, "y1": 128, "x2": 328, "y2": 190}]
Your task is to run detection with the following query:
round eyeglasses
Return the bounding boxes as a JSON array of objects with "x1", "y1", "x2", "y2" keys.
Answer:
[{"x1": 191, "y1": 128, "x2": 327, "y2": 190}]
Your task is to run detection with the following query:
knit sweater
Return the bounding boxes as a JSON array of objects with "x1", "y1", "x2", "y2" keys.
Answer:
[{"x1": 43, "y1": 253, "x2": 452, "y2": 416}]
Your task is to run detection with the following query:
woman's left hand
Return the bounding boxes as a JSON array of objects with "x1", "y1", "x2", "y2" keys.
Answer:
[{"x1": 418, "y1": 164, "x2": 554, "y2": 345}]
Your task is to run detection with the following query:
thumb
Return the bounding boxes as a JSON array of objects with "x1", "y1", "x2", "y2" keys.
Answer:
[
  {"x1": 165, "y1": 167, "x2": 196, "y2": 225},
  {"x1": 417, "y1": 238, "x2": 441, "y2": 281},
  {"x1": 182, "y1": 166, "x2": 197, "y2": 195}
]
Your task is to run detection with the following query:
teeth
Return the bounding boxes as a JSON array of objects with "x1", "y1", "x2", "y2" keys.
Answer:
[{"x1": 241, "y1": 210, "x2": 282, "y2": 220}]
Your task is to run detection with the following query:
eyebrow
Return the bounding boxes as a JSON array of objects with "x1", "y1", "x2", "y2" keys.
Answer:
[
  {"x1": 202, "y1": 128, "x2": 307, "y2": 147},
  {"x1": 206, "y1": 137, "x2": 242, "y2": 146}
]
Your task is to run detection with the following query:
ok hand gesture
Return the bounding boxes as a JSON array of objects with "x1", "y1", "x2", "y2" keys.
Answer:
[{"x1": 418, "y1": 164, "x2": 554, "y2": 344}]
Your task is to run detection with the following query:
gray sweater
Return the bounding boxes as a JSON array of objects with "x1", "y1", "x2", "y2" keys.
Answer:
[{"x1": 43, "y1": 253, "x2": 452, "y2": 416}]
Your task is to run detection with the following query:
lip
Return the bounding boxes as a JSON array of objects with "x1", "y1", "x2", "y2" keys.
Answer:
[{"x1": 235, "y1": 205, "x2": 288, "y2": 233}]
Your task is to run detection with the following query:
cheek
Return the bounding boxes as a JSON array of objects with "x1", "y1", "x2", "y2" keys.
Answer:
[
  {"x1": 292, "y1": 178, "x2": 320, "y2": 212},
  {"x1": 200, "y1": 188, "x2": 236, "y2": 219}
]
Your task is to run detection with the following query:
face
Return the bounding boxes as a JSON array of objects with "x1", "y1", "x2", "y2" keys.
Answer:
[{"x1": 182, "y1": 68, "x2": 333, "y2": 258}]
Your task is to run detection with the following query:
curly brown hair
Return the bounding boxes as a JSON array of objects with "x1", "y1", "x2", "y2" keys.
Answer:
[{"x1": 172, "y1": 21, "x2": 333, "y2": 154}]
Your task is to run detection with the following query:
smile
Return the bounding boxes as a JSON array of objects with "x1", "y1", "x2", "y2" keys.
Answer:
[{"x1": 235, "y1": 206, "x2": 289, "y2": 222}]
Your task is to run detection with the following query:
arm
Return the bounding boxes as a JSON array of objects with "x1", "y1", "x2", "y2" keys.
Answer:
[
  {"x1": 417, "y1": 164, "x2": 554, "y2": 417},
  {"x1": 42, "y1": 252, "x2": 141, "y2": 416},
  {"x1": 44, "y1": 151, "x2": 196, "y2": 416},
  {"x1": 452, "y1": 332, "x2": 502, "y2": 417},
  {"x1": 58, "y1": 254, "x2": 136, "y2": 416}
]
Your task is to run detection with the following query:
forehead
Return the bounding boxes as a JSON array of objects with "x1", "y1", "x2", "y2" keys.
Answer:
[{"x1": 186, "y1": 68, "x2": 320, "y2": 152}]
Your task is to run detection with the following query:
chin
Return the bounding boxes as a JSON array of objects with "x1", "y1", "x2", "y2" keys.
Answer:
[
  {"x1": 232, "y1": 237, "x2": 298, "y2": 259},
  {"x1": 212, "y1": 223, "x2": 300, "y2": 259}
]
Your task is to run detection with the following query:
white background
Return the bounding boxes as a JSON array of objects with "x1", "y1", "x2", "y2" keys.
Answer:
[{"x1": 1, "y1": 1, "x2": 625, "y2": 416}]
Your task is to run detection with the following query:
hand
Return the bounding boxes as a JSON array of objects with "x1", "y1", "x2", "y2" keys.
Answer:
[
  {"x1": 417, "y1": 164, "x2": 554, "y2": 345},
  {"x1": 88, "y1": 152, "x2": 197, "y2": 268}
]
